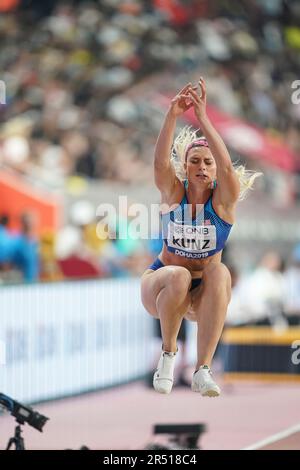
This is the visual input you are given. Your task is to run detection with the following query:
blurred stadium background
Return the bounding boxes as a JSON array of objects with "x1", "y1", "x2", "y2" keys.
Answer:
[{"x1": 0, "y1": 0, "x2": 300, "y2": 450}]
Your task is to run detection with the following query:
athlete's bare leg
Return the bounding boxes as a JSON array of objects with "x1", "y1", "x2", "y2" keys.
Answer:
[
  {"x1": 189, "y1": 263, "x2": 231, "y2": 369},
  {"x1": 141, "y1": 266, "x2": 192, "y2": 353}
]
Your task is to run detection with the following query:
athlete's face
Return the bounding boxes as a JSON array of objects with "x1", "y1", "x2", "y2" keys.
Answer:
[{"x1": 184, "y1": 147, "x2": 217, "y2": 187}]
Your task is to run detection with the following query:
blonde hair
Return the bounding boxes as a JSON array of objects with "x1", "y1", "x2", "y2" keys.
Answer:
[{"x1": 171, "y1": 126, "x2": 262, "y2": 201}]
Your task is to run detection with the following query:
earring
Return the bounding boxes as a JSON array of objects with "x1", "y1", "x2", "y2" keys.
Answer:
[{"x1": 213, "y1": 180, "x2": 217, "y2": 189}]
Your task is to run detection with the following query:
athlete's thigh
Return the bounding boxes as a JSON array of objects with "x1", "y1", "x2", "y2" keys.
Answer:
[
  {"x1": 141, "y1": 266, "x2": 191, "y2": 318},
  {"x1": 184, "y1": 262, "x2": 230, "y2": 322}
]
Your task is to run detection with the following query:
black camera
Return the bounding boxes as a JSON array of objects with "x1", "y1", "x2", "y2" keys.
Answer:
[
  {"x1": 0, "y1": 392, "x2": 49, "y2": 449},
  {"x1": 0, "y1": 393, "x2": 48, "y2": 432}
]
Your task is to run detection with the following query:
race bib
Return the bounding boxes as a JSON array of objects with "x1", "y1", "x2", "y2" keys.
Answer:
[{"x1": 167, "y1": 221, "x2": 216, "y2": 253}]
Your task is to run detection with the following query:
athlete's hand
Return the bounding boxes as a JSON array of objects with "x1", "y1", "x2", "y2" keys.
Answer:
[
  {"x1": 187, "y1": 77, "x2": 207, "y2": 122},
  {"x1": 168, "y1": 83, "x2": 197, "y2": 118}
]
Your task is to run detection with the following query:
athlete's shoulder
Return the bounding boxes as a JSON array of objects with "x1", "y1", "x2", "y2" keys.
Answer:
[{"x1": 160, "y1": 178, "x2": 185, "y2": 207}]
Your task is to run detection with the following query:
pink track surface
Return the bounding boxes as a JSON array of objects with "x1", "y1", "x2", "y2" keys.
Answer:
[{"x1": 1, "y1": 379, "x2": 300, "y2": 450}]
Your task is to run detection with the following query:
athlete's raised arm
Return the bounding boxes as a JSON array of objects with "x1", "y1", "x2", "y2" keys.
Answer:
[
  {"x1": 188, "y1": 78, "x2": 240, "y2": 207},
  {"x1": 154, "y1": 83, "x2": 195, "y2": 197}
]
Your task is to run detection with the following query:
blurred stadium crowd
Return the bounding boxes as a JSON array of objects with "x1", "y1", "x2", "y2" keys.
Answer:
[
  {"x1": 1, "y1": 0, "x2": 300, "y2": 182},
  {"x1": 0, "y1": 0, "x2": 300, "y2": 324}
]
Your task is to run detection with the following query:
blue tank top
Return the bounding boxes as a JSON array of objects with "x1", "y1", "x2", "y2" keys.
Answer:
[{"x1": 161, "y1": 180, "x2": 232, "y2": 259}]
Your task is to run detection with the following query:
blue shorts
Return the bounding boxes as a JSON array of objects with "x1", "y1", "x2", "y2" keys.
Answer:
[{"x1": 148, "y1": 258, "x2": 202, "y2": 291}]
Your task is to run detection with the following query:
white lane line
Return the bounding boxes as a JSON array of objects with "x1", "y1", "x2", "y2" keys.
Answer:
[{"x1": 242, "y1": 423, "x2": 300, "y2": 450}]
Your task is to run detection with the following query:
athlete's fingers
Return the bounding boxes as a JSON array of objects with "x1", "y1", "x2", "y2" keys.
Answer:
[
  {"x1": 178, "y1": 83, "x2": 192, "y2": 95},
  {"x1": 171, "y1": 95, "x2": 180, "y2": 103},
  {"x1": 179, "y1": 83, "x2": 198, "y2": 93},
  {"x1": 188, "y1": 87, "x2": 201, "y2": 103},
  {"x1": 187, "y1": 94, "x2": 198, "y2": 105},
  {"x1": 199, "y1": 77, "x2": 206, "y2": 100}
]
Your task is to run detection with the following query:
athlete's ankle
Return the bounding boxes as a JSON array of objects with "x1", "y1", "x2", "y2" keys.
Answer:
[
  {"x1": 162, "y1": 343, "x2": 177, "y2": 354},
  {"x1": 195, "y1": 362, "x2": 211, "y2": 371}
]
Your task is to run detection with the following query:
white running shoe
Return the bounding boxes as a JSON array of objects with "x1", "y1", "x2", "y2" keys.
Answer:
[
  {"x1": 191, "y1": 365, "x2": 221, "y2": 397},
  {"x1": 153, "y1": 350, "x2": 177, "y2": 394}
]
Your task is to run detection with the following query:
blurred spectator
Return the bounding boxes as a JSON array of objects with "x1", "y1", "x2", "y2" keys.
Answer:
[
  {"x1": 0, "y1": 212, "x2": 39, "y2": 282},
  {"x1": 226, "y1": 251, "x2": 286, "y2": 327},
  {"x1": 55, "y1": 200, "x2": 105, "y2": 279},
  {"x1": 12, "y1": 212, "x2": 39, "y2": 282},
  {"x1": 0, "y1": 0, "x2": 20, "y2": 13},
  {"x1": 0, "y1": 214, "x2": 15, "y2": 280},
  {"x1": 39, "y1": 231, "x2": 63, "y2": 282},
  {"x1": 283, "y1": 244, "x2": 300, "y2": 325}
]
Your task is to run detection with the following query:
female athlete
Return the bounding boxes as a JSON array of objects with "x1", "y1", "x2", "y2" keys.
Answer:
[{"x1": 141, "y1": 78, "x2": 261, "y2": 396}]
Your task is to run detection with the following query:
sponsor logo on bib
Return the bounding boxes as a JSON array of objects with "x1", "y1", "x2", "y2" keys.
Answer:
[{"x1": 167, "y1": 221, "x2": 216, "y2": 254}]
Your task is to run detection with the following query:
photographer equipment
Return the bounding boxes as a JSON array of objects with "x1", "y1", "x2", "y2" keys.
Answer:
[
  {"x1": 0, "y1": 392, "x2": 49, "y2": 450},
  {"x1": 146, "y1": 423, "x2": 207, "y2": 450}
]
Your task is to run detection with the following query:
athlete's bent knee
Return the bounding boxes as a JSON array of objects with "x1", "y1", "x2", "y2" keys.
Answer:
[
  {"x1": 203, "y1": 262, "x2": 231, "y2": 284},
  {"x1": 167, "y1": 267, "x2": 192, "y2": 294}
]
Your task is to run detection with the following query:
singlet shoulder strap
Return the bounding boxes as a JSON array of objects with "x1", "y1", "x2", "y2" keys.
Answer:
[
  {"x1": 180, "y1": 179, "x2": 188, "y2": 205},
  {"x1": 205, "y1": 194, "x2": 213, "y2": 210}
]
